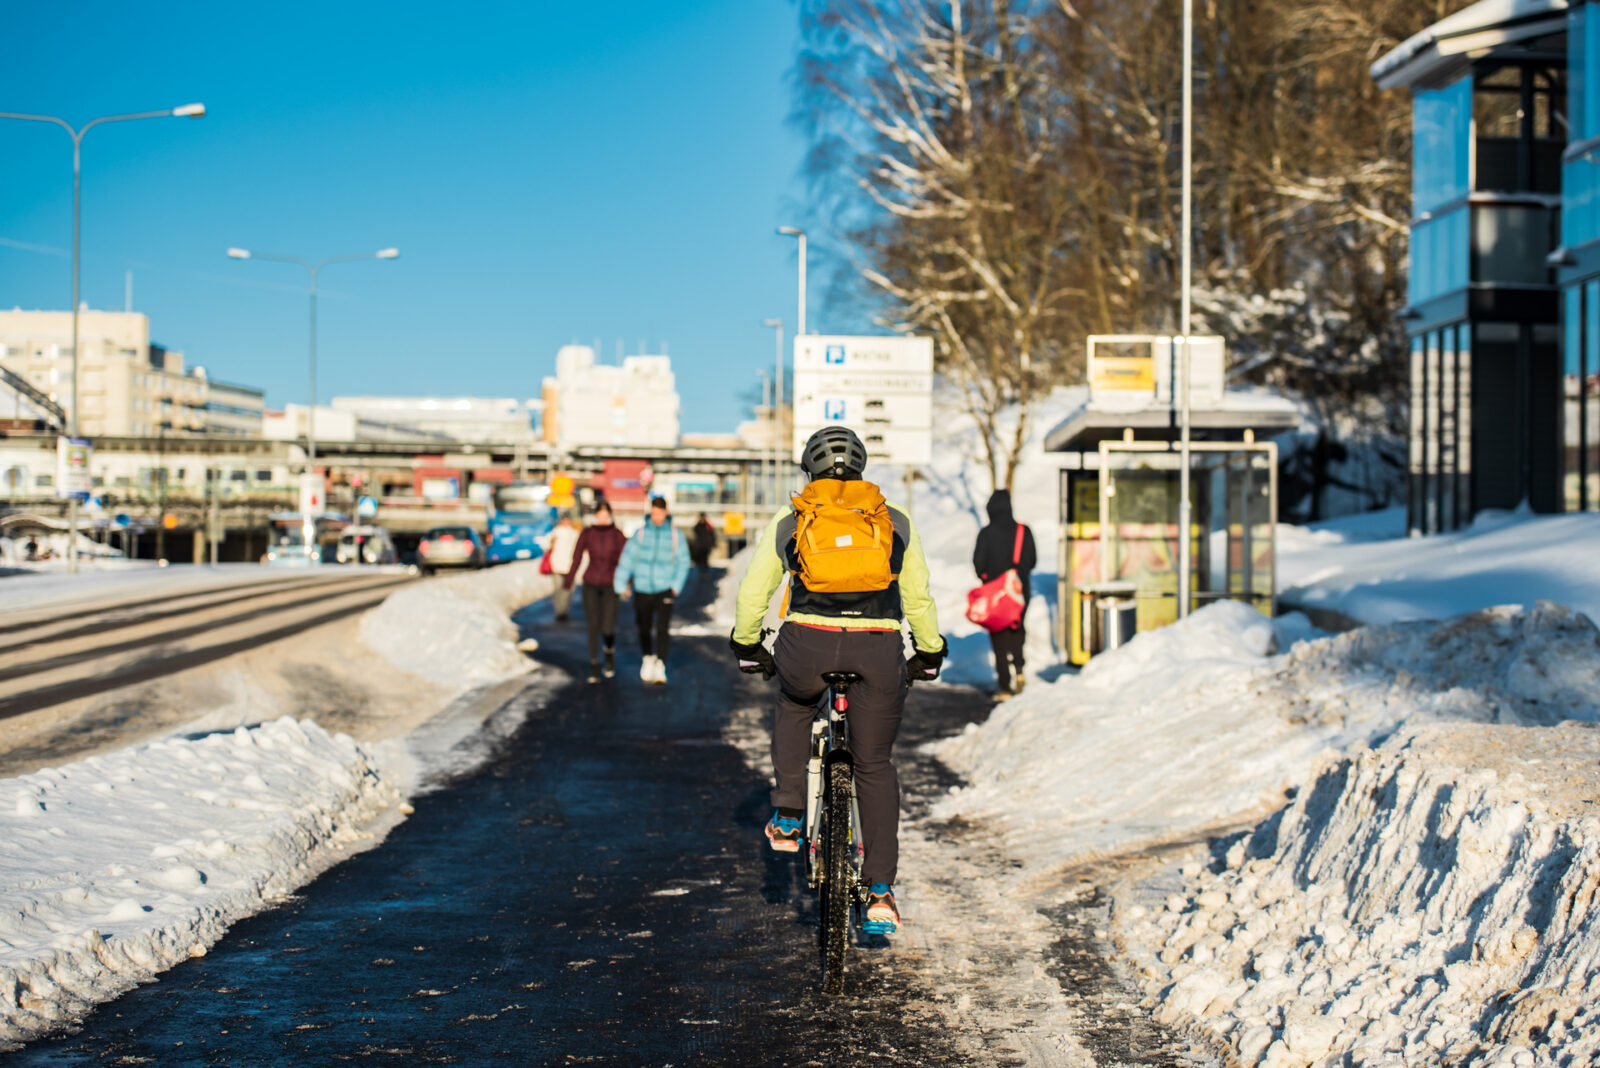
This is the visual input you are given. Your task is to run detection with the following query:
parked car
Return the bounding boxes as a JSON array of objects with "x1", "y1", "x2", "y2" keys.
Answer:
[
  {"x1": 416, "y1": 525, "x2": 485, "y2": 574},
  {"x1": 336, "y1": 525, "x2": 398, "y2": 565}
]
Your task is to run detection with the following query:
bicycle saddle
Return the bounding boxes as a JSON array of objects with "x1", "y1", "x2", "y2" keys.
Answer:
[{"x1": 821, "y1": 671, "x2": 863, "y2": 686}]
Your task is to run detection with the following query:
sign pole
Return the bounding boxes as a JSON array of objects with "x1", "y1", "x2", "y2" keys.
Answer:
[{"x1": 1177, "y1": 0, "x2": 1195, "y2": 620}]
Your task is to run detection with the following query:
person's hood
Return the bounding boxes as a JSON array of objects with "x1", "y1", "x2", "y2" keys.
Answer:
[{"x1": 985, "y1": 490, "x2": 1013, "y2": 523}]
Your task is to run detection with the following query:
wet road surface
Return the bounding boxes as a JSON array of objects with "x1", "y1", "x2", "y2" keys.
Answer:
[{"x1": 13, "y1": 573, "x2": 989, "y2": 1065}]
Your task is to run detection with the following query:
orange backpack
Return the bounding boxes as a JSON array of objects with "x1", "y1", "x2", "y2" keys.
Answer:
[{"x1": 789, "y1": 479, "x2": 897, "y2": 593}]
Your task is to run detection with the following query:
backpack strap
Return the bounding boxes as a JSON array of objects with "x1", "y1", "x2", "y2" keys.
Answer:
[{"x1": 1011, "y1": 524, "x2": 1025, "y2": 566}]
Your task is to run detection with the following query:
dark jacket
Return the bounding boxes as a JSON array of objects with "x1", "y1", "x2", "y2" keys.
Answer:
[
  {"x1": 565, "y1": 524, "x2": 627, "y2": 589},
  {"x1": 973, "y1": 490, "x2": 1037, "y2": 601},
  {"x1": 690, "y1": 518, "x2": 716, "y2": 559}
]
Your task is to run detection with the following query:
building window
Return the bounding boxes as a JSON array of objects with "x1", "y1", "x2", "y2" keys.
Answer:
[{"x1": 1414, "y1": 78, "x2": 1471, "y2": 211}]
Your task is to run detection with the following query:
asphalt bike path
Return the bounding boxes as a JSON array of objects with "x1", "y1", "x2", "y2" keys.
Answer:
[{"x1": 11, "y1": 572, "x2": 991, "y2": 1065}]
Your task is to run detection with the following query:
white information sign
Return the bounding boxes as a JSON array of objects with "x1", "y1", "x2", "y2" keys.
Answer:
[
  {"x1": 55, "y1": 436, "x2": 91, "y2": 501},
  {"x1": 791, "y1": 335, "x2": 933, "y2": 465},
  {"x1": 298, "y1": 472, "x2": 326, "y2": 517}
]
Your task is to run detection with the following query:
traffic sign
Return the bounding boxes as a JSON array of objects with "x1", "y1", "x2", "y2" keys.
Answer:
[
  {"x1": 356, "y1": 495, "x2": 379, "y2": 518},
  {"x1": 792, "y1": 335, "x2": 933, "y2": 465}
]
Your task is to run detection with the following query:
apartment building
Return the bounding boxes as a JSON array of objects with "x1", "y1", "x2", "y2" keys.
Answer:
[
  {"x1": 541, "y1": 344, "x2": 679, "y2": 450},
  {"x1": 0, "y1": 309, "x2": 263, "y2": 438}
]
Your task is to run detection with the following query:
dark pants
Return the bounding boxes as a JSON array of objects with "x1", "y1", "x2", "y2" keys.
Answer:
[
  {"x1": 771, "y1": 623, "x2": 906, "y2": 885},
  {"x1": 633, "y1": 590, "x2": 675, "y2": 658},
  {"x1": 580, "y1": 585, "x2": 619, "y2": 661},
  {"x1": 990, "y1": 623, "x2": 1026, "y2": 693}
]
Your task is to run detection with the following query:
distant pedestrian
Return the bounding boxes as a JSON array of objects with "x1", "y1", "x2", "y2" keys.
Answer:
[
  {"x1": 566, "y1": 503, "x2": 627, "y2": 683},
  {"x1": 972, "y1": 490, "x2": 1037, "y2": 700},
  {"x1": 546, "y1": 515, "x2": 582, "y2": 622},
  {"x1": 24, "y1": 536, "x2": 39, "y2": 562},
  {"x1": 690, "y1": 512, "x2": 716, "y2": 574},
  {"x1": 615, "y1": 495, "x2": 691, "y2": 686}
]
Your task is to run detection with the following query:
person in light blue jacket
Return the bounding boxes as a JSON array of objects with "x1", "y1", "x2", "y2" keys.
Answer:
[{"x1": 615, "y1": 495, "x2": 692, "y2": 684}]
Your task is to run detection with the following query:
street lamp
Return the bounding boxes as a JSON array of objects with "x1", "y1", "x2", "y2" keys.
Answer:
[
  {"x1": 225, "y1": 247, "x2": 399, "y2": 479},
  {"x1": 763, "y1": 317, "x2": 784, "y2": 507},
  {"x1": 0, "y1": 102, "x2": 207, "y2": 573},
  {"x1": 776, "y1": 227, "x2": 806, "y2": 337},
  {"x1": 755, "y1": 368, "x2": 771, "y2": 511}
]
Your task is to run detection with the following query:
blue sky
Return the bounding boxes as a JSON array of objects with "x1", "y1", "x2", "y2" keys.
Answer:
[{"x1": 0, "y1": 1, "x2": 828, "y2": 433}]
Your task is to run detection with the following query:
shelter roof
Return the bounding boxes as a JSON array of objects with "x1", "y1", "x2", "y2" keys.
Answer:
[{"x1": 1372, "y1": 0, "x2": 1568, "y2": 91}]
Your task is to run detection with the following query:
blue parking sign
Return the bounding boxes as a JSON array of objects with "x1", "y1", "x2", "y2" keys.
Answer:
[
  {"x1": 825, "y1": 344, "x2": 846, "y2": 365},
  {"x1": 824, "y1": 399, "x2": 846, "y2": 421}
]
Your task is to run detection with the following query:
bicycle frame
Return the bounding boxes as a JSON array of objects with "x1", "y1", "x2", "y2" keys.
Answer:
[{"x1": 804, "y1": 679, "x2": 865, "y2": 892}]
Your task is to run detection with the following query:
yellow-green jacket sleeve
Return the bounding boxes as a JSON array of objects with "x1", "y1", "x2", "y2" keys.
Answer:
[
  {"x1": 898, "y1": 517, "x2": 943, "y2": 653},
  {"x1": 732, "y1": 511, "x2": 788, "y2": 644}
]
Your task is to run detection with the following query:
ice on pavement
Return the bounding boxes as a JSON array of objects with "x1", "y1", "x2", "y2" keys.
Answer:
[{"x1": 0, "y1": 718, "x2": 402, "y2": 1050}]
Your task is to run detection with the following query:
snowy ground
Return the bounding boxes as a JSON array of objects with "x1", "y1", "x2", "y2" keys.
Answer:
[
  {"x1": 0, "y1": 562, "x2": 556, "y2": 1050},
  {"x1": 1278, "y1": 506, "x2": 1600, "y2": 627}
]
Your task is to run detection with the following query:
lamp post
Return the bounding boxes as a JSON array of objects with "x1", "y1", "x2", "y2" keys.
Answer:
[
  {"x1": 225, "y1": 247, "x2": 399, "y2": 479},
  {"x1": 755, "y1": 368, "x2": 771, "y2": 512},
  {"x1": 1177, "y1": 0, "x2": 1196, "y2": 619},
  {"x1": 776, "y1": 227, "x2": 805, "y2": 500},
  {"x1": 0, "y1": 102, "x2": 207, "y2": 574},
  {"x1": 763, "y1": 317, "x2": 784, "y2": 505}
]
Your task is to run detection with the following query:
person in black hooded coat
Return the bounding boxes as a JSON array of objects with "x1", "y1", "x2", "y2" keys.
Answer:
[{"x1": 973, "y1": 489, "x2": 1037, "y2": 698}]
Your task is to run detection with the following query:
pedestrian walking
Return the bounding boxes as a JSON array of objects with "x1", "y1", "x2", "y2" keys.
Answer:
[
  {"x1": 972, "y1": 489, "x2": 1037, "y2": 700},
  {"x1": 546, "y1": 515, "x2": 582, "y2": 622},
  {"x1": 690, "y1": 512, "x2": 717, "y2": 574},
  {"x1": 614, "y1": 495, "x2": 691, "y2": 685},
  {"x1": 566, "y1": 502, "x2": 627, "y2": 683}
]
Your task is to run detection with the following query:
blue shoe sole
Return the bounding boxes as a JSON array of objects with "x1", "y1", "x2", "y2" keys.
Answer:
[{"x1": 860, "y1": 920, "x2": 897, "y2": 934}]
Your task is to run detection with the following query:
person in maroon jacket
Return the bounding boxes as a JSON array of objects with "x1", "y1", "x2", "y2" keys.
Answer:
[{"x1": 565, "y1": 501, "x2": 628, "y2": 683}]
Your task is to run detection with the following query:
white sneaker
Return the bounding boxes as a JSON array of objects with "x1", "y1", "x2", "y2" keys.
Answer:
[
  {"x1": 639, "y1": 656, "x2": 656, "y2": 683},
  {"x1": 654, "y1": 658, "x2": 668, "y2": 685}
]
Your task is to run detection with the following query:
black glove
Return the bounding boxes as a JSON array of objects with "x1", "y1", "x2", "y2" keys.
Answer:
[
  {"x1": 906, "y1": 638, "x2": 948, "y2": 683},
  {"x1": 730, "y1": 633, "x2": 776, "y2": 680}
]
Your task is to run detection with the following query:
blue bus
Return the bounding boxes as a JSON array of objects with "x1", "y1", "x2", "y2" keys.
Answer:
[{"x1": 486, "y1": 482, "x2": 560, "y2": 565}]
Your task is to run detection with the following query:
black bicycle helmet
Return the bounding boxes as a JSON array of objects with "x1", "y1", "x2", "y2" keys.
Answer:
[{"x1": 800, "y1": 425, "x2": 869, "y2": 480}]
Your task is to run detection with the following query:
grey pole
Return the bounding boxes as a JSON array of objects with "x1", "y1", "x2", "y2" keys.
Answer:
[
  {"x1": 1177, "y1": 0, "x2": 1195, "y2": 619},
  {"x1": 226, "y1": 247, "x2": 398, "y2": 492},
  {"x1": 756, "y1": 368, "x2": 771, "y2": 512},
  {"x1": 777, "y1": 227, "x2": 806, "y2": 503},
  {"x1": 0, "y1": 104, "x2": 205, "y2": 574},
  {"x1": 763, "y1": 317, "x2": 783, "y2": 509}
]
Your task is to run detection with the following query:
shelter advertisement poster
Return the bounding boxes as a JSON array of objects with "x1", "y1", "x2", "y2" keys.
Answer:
[{"x1": 55, "y1": 436, "x2": 91, "y2": 501}]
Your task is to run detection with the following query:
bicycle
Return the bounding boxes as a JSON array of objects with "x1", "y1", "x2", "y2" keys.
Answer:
[{"x1": 805, "y1": 670, "x2": 868, "y2": 996}]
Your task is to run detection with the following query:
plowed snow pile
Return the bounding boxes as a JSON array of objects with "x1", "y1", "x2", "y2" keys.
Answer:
[
  {"x1": 359, "y1": 561, "x2": 554, "y2": 689},
  {"x1": 932, "y1": 599, "x2": 1600, "y2": 1066},
  {"x1": 0, "y1": 719, "x2": 401, "y2": 1050}
]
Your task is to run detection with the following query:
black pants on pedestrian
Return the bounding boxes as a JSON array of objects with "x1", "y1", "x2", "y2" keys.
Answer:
[
  {"x1": 989, "y1": 621, "x2": 1026, "y2": 693},
  {"x1": 580, "y1": 585, "x2": 619, "y2": 662},
  {"x1": 771, "y1": 623, "x2": 906, "y2": 886},
  {"x1": 633, "y1": 590, "x2": 675, "y2": 658}
]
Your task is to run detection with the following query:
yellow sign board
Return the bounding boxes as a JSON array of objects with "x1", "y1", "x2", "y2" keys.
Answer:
[
  {"x1": 1091, "y1": 355, "x2": 1155, "y2": 391},
  {"x1": 723, "y1": 512, "x2": 746, "y2": 536},
  {"x1": 550, "y1": 474, "x2": 576, "y2": 508}
]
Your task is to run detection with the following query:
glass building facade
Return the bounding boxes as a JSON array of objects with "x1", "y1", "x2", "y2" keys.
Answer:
[
  {"x1": 1387, "y1": 7, "x2": 1569, "y2": 534},
  {"x1": 1560, "y1": 1, "x2": 1600, "y2": 513}
]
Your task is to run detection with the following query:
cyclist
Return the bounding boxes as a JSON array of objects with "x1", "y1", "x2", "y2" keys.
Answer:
[{"x1": 729, "y1": 425, "x2": 946, "y2": 935}]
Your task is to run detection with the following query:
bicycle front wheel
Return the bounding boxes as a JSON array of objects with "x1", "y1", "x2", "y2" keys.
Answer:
[{"x1": 818, "y1": 757, "x2": 854, "y2": 996}]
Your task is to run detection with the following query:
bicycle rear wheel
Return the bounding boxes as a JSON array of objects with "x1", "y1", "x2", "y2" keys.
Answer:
[{"x1": 818, "y1": 757, "x2": 853, "y2": 996}]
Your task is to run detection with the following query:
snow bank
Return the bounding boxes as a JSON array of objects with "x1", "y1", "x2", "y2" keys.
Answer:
[
  {"x1": 935, "y1": 601, "x2": 1600, "y2": 865},
  {"x1": 0, "y1": 718, "x2": 401, "y2": 1050},
  {"x1": 1130, "y1": 721, "x2": 1600, "y2": 1067},
  {"x1": 932, "y1": 596, "x2": 1600, "y2": 1065},
  {"x1": 1279, "y1": 510, "x2": 1600, "y2": 627},
  {"x1": 358, "y1": 562, "x2": 554, "y2": 690}
]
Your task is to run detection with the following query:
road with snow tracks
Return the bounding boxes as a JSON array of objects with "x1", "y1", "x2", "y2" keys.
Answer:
[{"x1": 10, "y1": 571, "x2": 1205, "y2": 1066}]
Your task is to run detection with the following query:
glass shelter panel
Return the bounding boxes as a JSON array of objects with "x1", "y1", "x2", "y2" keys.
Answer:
[{"x1": 1098, "y1": 443, "x2": 1276, "y2": 628}]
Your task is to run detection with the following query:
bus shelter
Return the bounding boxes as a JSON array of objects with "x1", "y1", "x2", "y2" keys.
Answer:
[{"x1": 1050, "y1": 336, "x2": 1299, "y2": 663}]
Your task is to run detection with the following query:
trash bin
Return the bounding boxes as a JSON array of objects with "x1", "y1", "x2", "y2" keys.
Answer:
[{"x1": 1081, "y1": 580, "x2": 1138, "y2": 657}]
